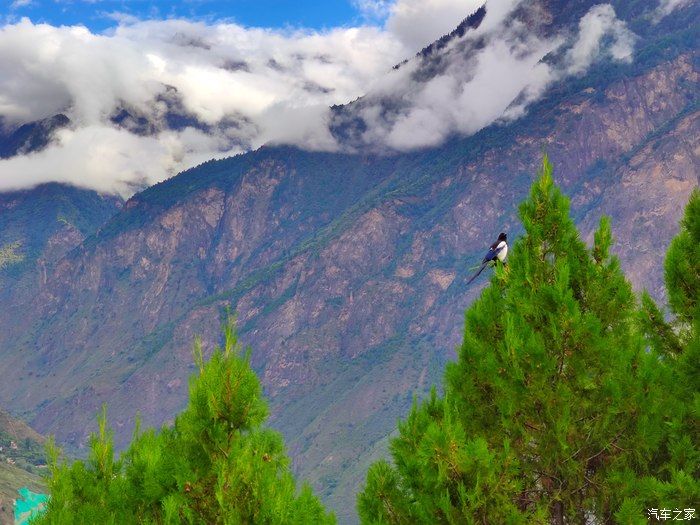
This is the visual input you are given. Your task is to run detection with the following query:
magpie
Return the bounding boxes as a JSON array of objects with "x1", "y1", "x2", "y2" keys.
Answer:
[{"x1": 467, "y1": 232, "x2": 508, "y2": 284}]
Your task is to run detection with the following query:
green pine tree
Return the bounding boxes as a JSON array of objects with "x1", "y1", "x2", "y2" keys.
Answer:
[
  {"x1": 632, "y1": 189, "x2": 700, "y2": 518},
  {"x1": 665, "y1": 189, "x2": 700, "y2": 327},
  {"x1": 36, "y1": 318, "x2": 334, "y2": 524},
  {"x1": 358, "y1": 156, "x2": 670, "y2": 524}
]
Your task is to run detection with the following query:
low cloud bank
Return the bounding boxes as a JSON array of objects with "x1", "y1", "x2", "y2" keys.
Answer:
[
  {"x1": 332, "y1": 2, "x2": 638, "y2": 151},
  {"x1": 0, "y1": 0, "x2": 643, "y2": 196},
  {"x1": 0, "y1": 17, "x2": 407, "y2": 195}
]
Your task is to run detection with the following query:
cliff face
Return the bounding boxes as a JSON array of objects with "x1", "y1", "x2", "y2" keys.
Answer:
[
  {"x1": 0, "y1": 1, "x2": 697, "y2": 522},
  {"x1": 0, "y1": 184, "x2": 122, "y2": 353}
]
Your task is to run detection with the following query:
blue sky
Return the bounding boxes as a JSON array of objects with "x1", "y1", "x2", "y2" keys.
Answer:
[{"x1": 6, "y1": 0, "x2": 373, "y2": 32}]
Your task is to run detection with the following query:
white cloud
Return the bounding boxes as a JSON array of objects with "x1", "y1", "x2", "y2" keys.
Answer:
[
  {"x1": 654, "y1": 0, "x2": 691, "y2": 21},
  {"x1": 354, "y1": 0, "x2": 394, "y2": 20},
  {"x1": 566, "y1": 4, "x2": 636, "y2": 75},
  {"x1": 10, "y1": 0, "x2": 32, "y2": 9},
  {"x1": 386, "y1": 0, "x2": 486, "y2": 49},
  {"x1": 334, "y1": 2, "x2": 637, "y2": 152},
  {"x1": 0, "y1": 18, "x2": 407, "y2": 127},
  {"x1": 657, "y1": 0, "x2": 691, "y2": 15},
  {"x1": 0, "y1": 1, "x2": 638, "y2": 195},
  {"x1": 0, "y1": 17, "x2": 407, "y2": 195},
  {"x1": 0, "y1": 124, "x2": 237, "y2": 196}
]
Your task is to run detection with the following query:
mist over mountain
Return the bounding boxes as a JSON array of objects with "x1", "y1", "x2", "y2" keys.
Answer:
[
  {"x1": 0, "y1": 0, "x2": 674, "y2": 195},
  {"x1": 0, "y1": 0, "x2": 698, "y2": 523},
  {"x1": 0, "y1": 8, "x2": 407, "y2": 195}
]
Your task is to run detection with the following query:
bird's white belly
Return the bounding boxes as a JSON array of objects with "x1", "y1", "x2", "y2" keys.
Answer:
[{"x1": 497, "y1": 244, "x2": 508, "y2": 262}]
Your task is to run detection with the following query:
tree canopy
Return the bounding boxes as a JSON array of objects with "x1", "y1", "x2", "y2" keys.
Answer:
[
  {"x1": 36, "y1": 320, "x2": 334, "y2": 524},
  {"x1": 358, "y1": 157, "x2": 697, "y2": 524}
]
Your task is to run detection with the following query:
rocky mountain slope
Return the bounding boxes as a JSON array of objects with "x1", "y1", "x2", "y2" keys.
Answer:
[
  {"x1": 0, "y1": 184, "x2": 122, "y2": 353},
  {"x1": 0, "y1": 1, "x2": 697, "y2": 522}
]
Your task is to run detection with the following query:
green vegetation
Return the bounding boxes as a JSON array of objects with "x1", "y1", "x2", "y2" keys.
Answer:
[
  {"x1": 0, "y1": 430, "x2": 45, "y2": 473},
  {"x1": 36, "y1": 320, "x2": 334, "y2": 524},
  {"x1": 0, "y1": 183, "x2": 120, "y2": 279},
  {"x1": 0, "y1": 240, "x2": 24, "y2": 269},
  {"x1": 636, "y1": 188, "x2": 700, "y2": 513},
  {"x1": 0, "y1": 408, "x2": 46, "y2": 474},
  {"x1": 357, "y1": 157, "x2": 699, "y2": 523},
  {"x1": 664, "y1": 189, "x2": 700, "y2": 326}
]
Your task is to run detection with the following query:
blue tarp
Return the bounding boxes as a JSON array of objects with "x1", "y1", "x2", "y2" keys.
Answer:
[{"x1": 14, "y1": 487, "x2": 47, "y2": 525}]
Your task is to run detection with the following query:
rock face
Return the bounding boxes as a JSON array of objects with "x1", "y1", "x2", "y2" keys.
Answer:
[
  {"x1": 0, "y1": 184, "x2": 122, "y2": 350},
  {"x1": 0, "y1": 1, "x2": 698, "y2": 523}
]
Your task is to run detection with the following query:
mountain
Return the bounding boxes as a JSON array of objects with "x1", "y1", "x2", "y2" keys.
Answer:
[
  {"x1": 0, "y1": 409, "x2": 45, "y2": 472},
  {"x1": 0, "y1": 408, "x2": 45, "y2": 524},
  {"x1": 0, "y1": 1, "x2": 697, "y2": 522},
  {"x1": 0, "y1": 183, "x2": 122, "y2": 272},
  {"x1": 0, "y1": 184, "x2": 123, "y2": 344},
  {"x1": 0, "y1": 114, "x2": 69, "y2": 159},
  {"x1": 0, "y1": 87, "x2": 248, "y2": 164}
]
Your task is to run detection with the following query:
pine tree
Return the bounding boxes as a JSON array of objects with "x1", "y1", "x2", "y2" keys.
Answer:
[
  {"x1": 358, "y1": 156, "x2": 669, "y2": 524},
  {"x1": 37, "y1": 318, "x2": 334, "y2": 524},
  {"x1": 631, "y1": 189, "x2": 700, "y2": 519},
  {"x1": 665, "y1": 189, "x2": 700, "y2": 327}
]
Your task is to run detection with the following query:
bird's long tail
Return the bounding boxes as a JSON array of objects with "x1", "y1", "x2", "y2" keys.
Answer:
[{"x1": 466, "y1": 262, "x2": 488, "y2": 285}]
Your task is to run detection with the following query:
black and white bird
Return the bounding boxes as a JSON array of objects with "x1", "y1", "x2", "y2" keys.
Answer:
[{"x1": 467, "y1": 232, "x2": 508, "y2": 285}]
